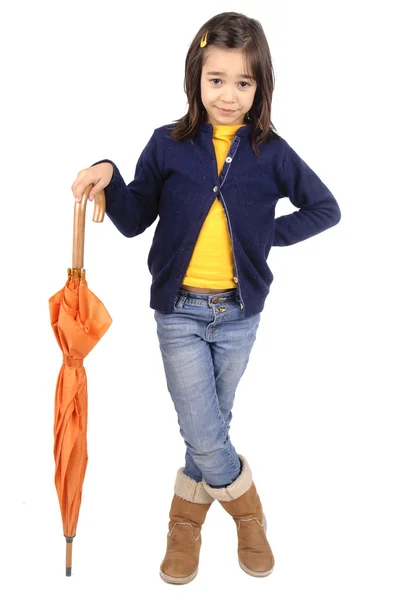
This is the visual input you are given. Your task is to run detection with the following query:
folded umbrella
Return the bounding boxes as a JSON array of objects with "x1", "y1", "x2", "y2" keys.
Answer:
[{"x1": 49, "y1": 186, "x2": 112, "y2": 575}]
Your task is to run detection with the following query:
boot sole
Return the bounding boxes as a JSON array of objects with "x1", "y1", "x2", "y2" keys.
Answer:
[
  {"x1": 159, "y1": 567, "x2": 198, "y2": 584},
  {"x1": 238, "y1": 559, "x2": 274, "y2": 578}
]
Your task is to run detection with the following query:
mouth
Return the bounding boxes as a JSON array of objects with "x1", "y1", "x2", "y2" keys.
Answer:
[{"x1": 217, "y1": 107, "x2": 236, "y2": 114}]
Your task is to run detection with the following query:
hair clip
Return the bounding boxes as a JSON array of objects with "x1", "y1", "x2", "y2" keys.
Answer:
[{"x1": 200, "y1": 31, "x2": 208, "y2": 48}]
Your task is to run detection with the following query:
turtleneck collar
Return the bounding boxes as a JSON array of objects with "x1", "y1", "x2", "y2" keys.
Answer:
[{"x1": 199, "y1": 122, "x2": 251, "y2": 137}]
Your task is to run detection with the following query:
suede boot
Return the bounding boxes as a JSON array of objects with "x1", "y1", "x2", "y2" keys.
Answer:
[
  {"x1": 202, "y1": 455, "x2": 275, "y2": 577},
  {"x1": 160, "y1": 467, "x2": 214, "y2": 584}
]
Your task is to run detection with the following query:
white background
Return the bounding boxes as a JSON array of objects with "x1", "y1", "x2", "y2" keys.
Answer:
[{"x1": 1, "y1": 0, "x2": 400, "y2": 598}]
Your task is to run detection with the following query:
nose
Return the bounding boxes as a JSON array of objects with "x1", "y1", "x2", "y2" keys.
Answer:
[{"x1": 220, "y1": 86, "x2": 236, "y2": 103}]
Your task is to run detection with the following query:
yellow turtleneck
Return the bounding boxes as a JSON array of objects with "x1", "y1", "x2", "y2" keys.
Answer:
[{"x1": 182, "y1": 123, "x2": 245, "y2": 288}]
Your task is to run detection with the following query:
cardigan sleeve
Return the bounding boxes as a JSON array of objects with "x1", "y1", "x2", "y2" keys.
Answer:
[
  {"x1": 91, "y1": 129, "x2": 164, "y2": 238},
  {"x1": 273, "y1": 139, "x2": 341, "y2": 246}
]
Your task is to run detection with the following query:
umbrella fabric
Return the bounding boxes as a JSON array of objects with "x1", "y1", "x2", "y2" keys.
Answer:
[{"x1": 49, "y1": 272, "x2": 112, "y2": 538}]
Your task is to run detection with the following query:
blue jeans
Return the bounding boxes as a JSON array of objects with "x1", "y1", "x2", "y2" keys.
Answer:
[{"x1": 154, "y1": 287, "x2": 261, "y2": 488}]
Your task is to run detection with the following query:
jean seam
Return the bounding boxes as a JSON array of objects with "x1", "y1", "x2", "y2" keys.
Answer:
[{"x1": 223, "y1": 446, "x2": 239, "y2": 471}]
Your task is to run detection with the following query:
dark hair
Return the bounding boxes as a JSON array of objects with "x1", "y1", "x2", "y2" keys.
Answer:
[{"x1": 170, "y1": 12, "x2": 279, "y2": 155}]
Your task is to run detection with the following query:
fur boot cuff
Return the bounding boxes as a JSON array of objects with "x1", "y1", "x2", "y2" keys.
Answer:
[
  {"x1": 201, "y1": 454, "x2": 253, "y2": 501},
  {"x1": 174, "y1": 467, "x2": 215, "y2": 504}
]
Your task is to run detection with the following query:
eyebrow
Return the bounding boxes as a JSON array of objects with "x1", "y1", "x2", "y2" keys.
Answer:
[{"x1": 206, "y1": 70, "x2": 256, "y2": 81}]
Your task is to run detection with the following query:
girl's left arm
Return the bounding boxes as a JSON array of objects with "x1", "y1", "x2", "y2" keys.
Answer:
[{"x1": 273, "y1": 140, "x2": 341, "y2": 246}]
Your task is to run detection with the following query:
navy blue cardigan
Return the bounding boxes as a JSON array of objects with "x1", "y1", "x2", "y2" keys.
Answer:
[{"x1": 91, "y1": 122, "x2": 341, "y2": 316}]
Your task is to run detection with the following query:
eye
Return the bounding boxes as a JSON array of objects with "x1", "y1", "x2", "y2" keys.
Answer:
[{"x1": 208, "y1": 78, "x2": 252, "y2": 88}]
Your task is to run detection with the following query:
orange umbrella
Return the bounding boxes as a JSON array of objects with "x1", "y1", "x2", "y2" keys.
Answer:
[{"x1": 49, "y1": 186, "x2": 112, "y2": 576}]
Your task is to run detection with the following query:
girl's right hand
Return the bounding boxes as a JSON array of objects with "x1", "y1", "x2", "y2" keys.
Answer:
[{"x1": 71, "y1": 162, "x2": 114, "y2": 203}]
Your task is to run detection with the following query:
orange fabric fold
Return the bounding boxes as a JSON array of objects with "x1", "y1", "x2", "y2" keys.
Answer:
[{"x1": 49, "y1": 275, "x2": 112, "y2": 538}]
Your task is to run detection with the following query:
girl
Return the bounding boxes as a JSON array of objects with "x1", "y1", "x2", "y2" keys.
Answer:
[{"x1": 72, "y1": 12, "x2": 341, "y2": 585}]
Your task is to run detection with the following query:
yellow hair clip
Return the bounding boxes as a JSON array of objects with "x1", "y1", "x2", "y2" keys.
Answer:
[{"x1": 200, "y1": 31, "x2": 208, "y2": 48}]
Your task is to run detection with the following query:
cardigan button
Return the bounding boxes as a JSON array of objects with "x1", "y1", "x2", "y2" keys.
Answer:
[
  {"x1": 225, "y1": 157, "x2": 232, "y2": 163},
  {"x1": 213, "y1": 186, "x2": 219, "y2": 193},
  {"x1": 233, "y1": 277, "x2": 238, "y2": 283}
]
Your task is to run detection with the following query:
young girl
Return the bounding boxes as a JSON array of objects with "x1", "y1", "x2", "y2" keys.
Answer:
[{"x1": 72, "y1": 11, "x2": 341, "y2": 585}]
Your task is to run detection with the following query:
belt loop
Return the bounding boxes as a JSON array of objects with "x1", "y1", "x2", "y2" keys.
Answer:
[{"x1": 175, "y1": 292, "x2": 187, "y2": 308}]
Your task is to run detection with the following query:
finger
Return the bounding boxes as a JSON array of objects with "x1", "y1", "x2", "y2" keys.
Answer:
[
  {"x1": 88, "y1": 186, "x2": 99, "y2": 201},
  {"x1": 73, "y1": 184, "x2": 92, "y2": 203},
  {"x1": 72, "y1": 182, "x2": 83, "y2": 202},
  {"x1": 75, "y1": 191, "x2": 94, "y2": 202},
  {"x1": 71, "y1": 183, "x2": 80, "y2": 202},
  {"x1": 72, "y1": 170, "x2": 89, "y2": 202}
]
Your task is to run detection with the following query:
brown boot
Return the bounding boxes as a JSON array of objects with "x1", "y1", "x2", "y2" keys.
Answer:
[
  {"x1": 160, "y1": 467, "x2": 214, "y2": 584},
  {"x1": 202, "y1": 455, "x2": 275, "y2": 577}
]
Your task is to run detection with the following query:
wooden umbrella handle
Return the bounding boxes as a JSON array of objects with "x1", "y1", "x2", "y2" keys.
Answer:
[{"x1": 72, "y1": 185, "x2": 106, "y2": 271}]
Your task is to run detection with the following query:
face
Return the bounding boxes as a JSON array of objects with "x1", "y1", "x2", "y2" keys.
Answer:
[{"x1": 200, "y1": 47, "x2": 257, "y2": 126}]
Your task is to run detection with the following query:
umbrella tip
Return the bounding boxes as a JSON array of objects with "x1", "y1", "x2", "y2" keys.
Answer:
[{"x1": 66, "y1": 567, "x2": 72, "y2": 577}]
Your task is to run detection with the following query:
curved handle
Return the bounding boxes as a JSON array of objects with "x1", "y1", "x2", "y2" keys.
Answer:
[{"x1": 72, "y1": 184, "x2": 106, "y2": 271}]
